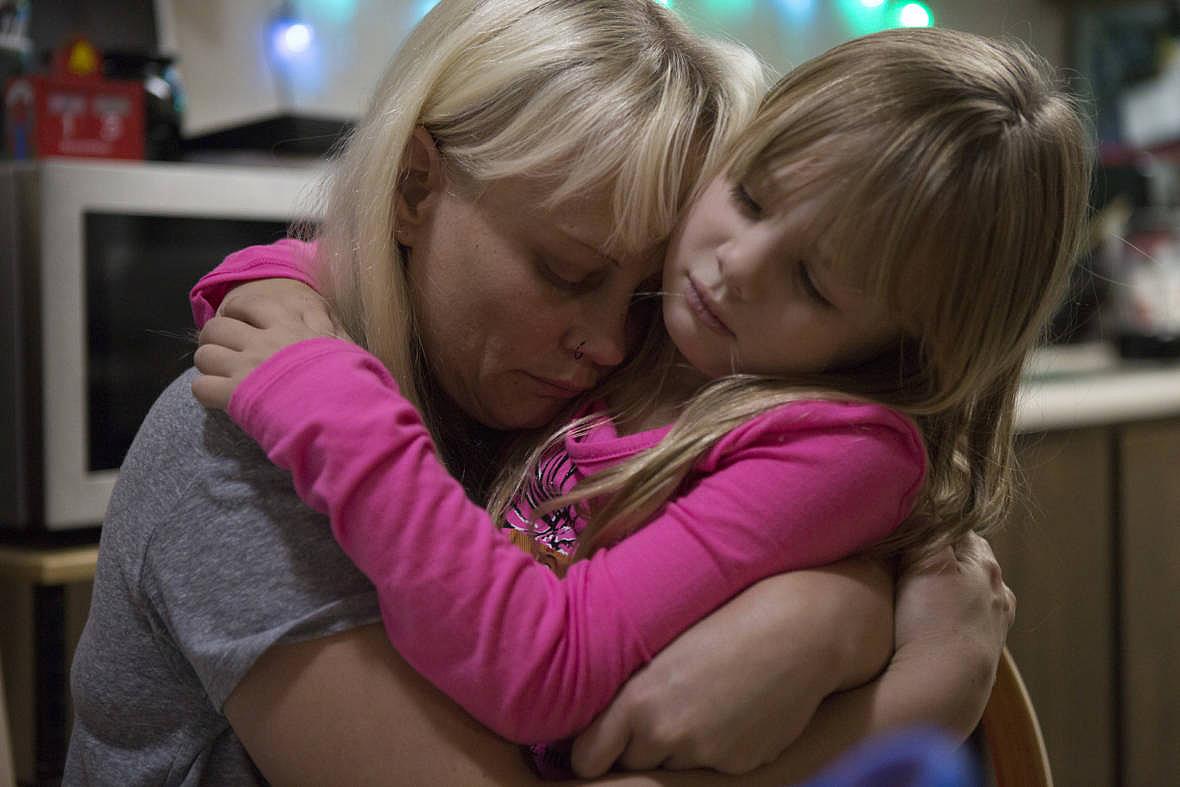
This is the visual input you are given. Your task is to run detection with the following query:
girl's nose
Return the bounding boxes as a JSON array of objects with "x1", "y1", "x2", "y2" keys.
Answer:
[{"x1": 718, "y1": 235, "x2": 774, "y2": 300}]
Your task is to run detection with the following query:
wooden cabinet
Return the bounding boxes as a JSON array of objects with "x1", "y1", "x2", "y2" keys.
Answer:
[
  {"x1": 992, "y1": 418, "x2": 1180, "y2": 787},
  {"x1": 1119, "y1": 421, "x2": 1180, "y2": 787},
  {"x1": 993, "y1": 428, "x2": 1117, "y2": 787},
  {"x1": 0, "y1": 548, "x2": 96, "y2": 785}
]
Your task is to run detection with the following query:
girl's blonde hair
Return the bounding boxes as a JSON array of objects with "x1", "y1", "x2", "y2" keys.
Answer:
[
  {"x1": 304, "y1": 0, "x2": 766, "y2": 478},
  {"x1": 503, "y1": 27, "x2": 1093, "y2": 560}
]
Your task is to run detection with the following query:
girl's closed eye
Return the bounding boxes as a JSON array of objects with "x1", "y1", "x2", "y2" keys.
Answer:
[
  {"x1": 729, "y1": 182, "x2": 763, "y2": 219},
  {"x1": 798, "y1": 261, "x2": 834, "y2": 309}
]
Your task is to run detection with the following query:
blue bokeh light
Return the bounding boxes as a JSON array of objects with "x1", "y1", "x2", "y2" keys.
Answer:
[
  {"x1": 305, "y1": 0, "x2": 357, "y2": 24},
  {"x1": 777, "y1": 0, "x2": 815, "y2": 16},
  {"x1": 413, "y1": 0, "x2": 441, "y2": 22},
  {"x1": 274, "y1": 21, "x2": 314, "y2": 56}
]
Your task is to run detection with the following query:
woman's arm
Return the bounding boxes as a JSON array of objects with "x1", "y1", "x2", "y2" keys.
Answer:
[
  {"x1": 571, "y1": 533, "x2": 1013, "y2": 778},
  {"x1": 225, "y1": 622, "x2": 824, "y2": 787},
  {"x1": 227, "y1": 537, "x2": 1009, "y2": 786}
]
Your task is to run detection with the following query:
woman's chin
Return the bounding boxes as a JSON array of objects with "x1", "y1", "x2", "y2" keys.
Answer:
[{"x1": 484, "y1": 400, "x2": 566, "y2": 432}]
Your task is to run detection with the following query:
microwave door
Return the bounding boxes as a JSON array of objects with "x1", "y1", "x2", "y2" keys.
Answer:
[{"x1": 37, "y1": 160, "x2": 319, "y2": 530}]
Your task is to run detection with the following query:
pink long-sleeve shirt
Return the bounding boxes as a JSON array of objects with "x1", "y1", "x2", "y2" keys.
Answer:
[{"x1": 193, "y1": 242, "x2": 928, "y2": 744}]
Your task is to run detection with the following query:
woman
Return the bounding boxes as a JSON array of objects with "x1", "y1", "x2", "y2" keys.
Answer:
[{"x1": 67, "y1": 2, "x2": 1013, "y2": 784}]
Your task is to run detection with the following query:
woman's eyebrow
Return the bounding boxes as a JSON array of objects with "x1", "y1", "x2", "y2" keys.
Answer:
[{"x1": 557, "y1": 226, "x2": 621, "y2": 268}]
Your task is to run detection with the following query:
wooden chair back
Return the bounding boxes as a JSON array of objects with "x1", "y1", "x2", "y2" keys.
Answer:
[
  {"x1": 0, "y1": 648, "x2": 15, "y2": 787},
  {"x1": 979, "y1": 647, "x2": 1052, "y2": 787}
]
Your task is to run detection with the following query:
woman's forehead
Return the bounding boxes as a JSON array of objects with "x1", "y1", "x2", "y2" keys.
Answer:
[{"x1": 482, "y1": 177, "x2": 656, "y2": 265}]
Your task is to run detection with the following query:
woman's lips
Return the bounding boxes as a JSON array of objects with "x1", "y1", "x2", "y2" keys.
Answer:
[
  {"x1": 525, "y1": 373, "x2": 593, "y2": 399},
  {"x1": 685, "y1": 276, "x2": 734, "y2": 337}
]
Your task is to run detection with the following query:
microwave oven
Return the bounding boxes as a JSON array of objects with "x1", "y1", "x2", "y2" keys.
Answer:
[{"x1": 1, "y1": 158, "x2": 321, "y2": 532}]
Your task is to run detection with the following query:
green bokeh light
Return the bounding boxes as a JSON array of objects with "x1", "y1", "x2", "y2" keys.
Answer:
[
  {"x1": 701, "y1": 0, "x2": 756, "y2": 22},
  {"x1": 898, "y1": 2, "x2": 933, "y2": 27},
  {"x1": 837, "y1": 0, "x2": 889, "y2": 36}
]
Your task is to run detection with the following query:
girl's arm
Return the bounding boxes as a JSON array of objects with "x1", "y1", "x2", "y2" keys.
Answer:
[
  {"x1": 191, "y1": 240, "x2": 1005, "y2": 772},
  {"x1": 189, "y1": 241, "x2": 900, "y2": 764},
  {"x1": 189, "y1": 238, "x2": 318, "y2": 326},
  {"x1": 197, "y1": 326, "x2": 924, "y2": 744}
]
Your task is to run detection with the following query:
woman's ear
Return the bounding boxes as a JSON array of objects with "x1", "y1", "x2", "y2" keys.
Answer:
[{"x1": 394, "y1": 127, "x2": 444, "y2": 247}]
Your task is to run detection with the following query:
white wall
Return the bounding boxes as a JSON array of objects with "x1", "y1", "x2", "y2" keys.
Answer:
[{"x1": 160, "y1": 0, "x2": 1067, "y2": 137}]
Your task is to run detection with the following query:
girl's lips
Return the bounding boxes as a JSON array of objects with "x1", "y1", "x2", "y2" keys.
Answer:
[{"x1": 685, "y1": 275, "x2": 734, "y2": 336}]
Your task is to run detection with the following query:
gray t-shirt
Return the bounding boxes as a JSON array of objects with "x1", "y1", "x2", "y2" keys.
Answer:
[{"x1": 65, "y1": 370, "x2": 381, "y2": 785}]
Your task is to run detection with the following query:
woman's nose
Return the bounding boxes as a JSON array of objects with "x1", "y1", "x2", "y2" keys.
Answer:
[{"x1": 571, "y1": 300, "x2": 627, "y2": 368}]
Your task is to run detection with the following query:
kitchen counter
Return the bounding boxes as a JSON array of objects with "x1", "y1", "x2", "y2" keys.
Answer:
[{"x1": 1017, "y1": 342, "x2": 1180, "y2": 432}]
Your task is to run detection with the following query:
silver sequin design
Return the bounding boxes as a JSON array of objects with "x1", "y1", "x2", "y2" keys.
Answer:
[{"x1": 504, "y1": 445, "x2": 580, "y2": 556}]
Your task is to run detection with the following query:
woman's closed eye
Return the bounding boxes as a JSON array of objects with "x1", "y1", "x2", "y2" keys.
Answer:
[{"x1": 538, "y1": 259, "x2": 607, "y2": 293}]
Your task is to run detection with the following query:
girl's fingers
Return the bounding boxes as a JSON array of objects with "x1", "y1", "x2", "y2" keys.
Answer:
[
  {"x1": 198, "y1": 315, "x2": 257, "y2": 352},
  {"x1": 190, "y1": 372, "x2": 236, "y2": 411},
  {"x1": 193, "y1": 343, "x2": 241, "y2": 379},
  {"x1": 219, "y1": 293, "x2": 288, "y2": 329}
]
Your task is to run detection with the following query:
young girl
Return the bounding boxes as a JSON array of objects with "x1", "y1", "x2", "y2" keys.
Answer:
[{"x1": 193, "y1": 25, "x2": 1089, "y2": 768}]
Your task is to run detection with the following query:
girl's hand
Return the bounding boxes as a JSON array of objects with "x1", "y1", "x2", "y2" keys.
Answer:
[{"x1": 192, "y1": 282, "x2": 343, "y2": 410}]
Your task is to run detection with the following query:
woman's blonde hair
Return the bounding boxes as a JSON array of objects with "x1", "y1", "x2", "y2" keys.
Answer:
[
  {"x1": 305, "y1": 0, "x2": 765, "y2": 478},
  {"x1": 505, "y1": 27, "x2": 1093, "y2": 560}
]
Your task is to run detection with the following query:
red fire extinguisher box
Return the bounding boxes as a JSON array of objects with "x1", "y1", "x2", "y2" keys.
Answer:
[{"x1": 5, "y1": 39, "x2": 145, "y2": 161}]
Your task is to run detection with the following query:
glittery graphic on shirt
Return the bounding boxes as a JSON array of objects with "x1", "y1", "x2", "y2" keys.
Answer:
[{"x1": 503, "y1": 445, "x2": 580, "y2": 557}]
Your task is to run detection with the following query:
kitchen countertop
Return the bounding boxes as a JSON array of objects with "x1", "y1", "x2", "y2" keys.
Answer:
[{"x1": 1017, "y1": 343, "x2": 1180, "y2": 432}]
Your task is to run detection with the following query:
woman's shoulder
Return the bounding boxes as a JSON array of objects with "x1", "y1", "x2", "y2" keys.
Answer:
[
  {"x1": 105, "y1": 370, "x2": 271, "y2": 535},
  {"x1": 101, "y1": 369, "x2": 379, "y2": 701},
  {"x1": 104, "y1": 369, "x2": 365, "y2": 591}
]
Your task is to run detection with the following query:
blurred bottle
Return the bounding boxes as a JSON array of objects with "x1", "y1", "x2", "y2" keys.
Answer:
[
  {"x1": 1114, "y1": 158, "x2": 1180, "y2": 359},
  {"x1": 0, "y1": 0, "x2": 32, "y2": 159},
  {"x1": 102, "y1": 50, "x2": 185, "y2": 160}
]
